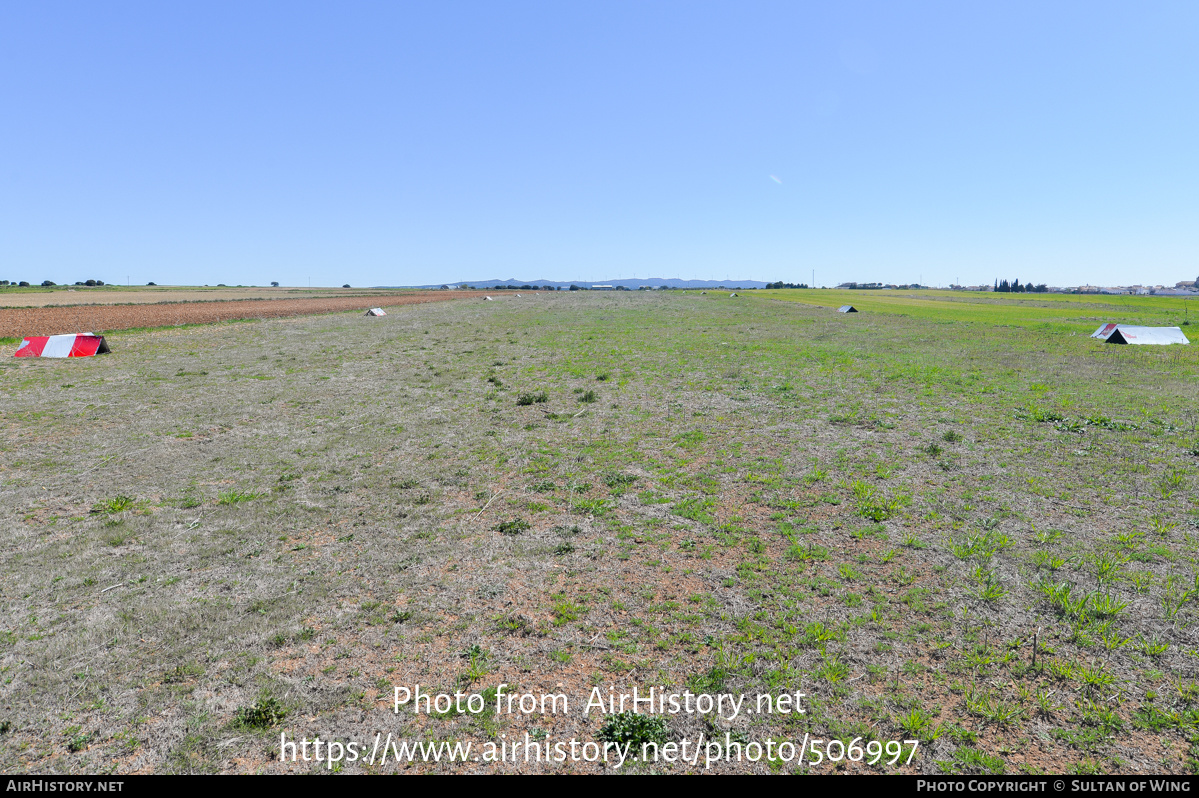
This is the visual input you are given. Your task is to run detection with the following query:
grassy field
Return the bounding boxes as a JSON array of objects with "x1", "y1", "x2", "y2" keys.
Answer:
[
  {"x1": 2, "y1": 289, "x2": 1198, "y2": 774},
  {"x1": 762, "y1": 288, "x2": 1199, "y2": 332}
]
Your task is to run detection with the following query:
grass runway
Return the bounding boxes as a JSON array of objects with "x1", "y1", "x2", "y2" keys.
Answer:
[{"x1": 2, "y1": 289, "x2": 1197, "y2": 774}]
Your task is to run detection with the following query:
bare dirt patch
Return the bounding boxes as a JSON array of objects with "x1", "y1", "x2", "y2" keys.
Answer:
[{"x1": 0, "y1": 286, "x2": 436, "y2": 308}]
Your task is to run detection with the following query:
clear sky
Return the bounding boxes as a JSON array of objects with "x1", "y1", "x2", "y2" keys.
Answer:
[{"x1": 4, "y1": 1, "x2": 1198, "y2": 288}]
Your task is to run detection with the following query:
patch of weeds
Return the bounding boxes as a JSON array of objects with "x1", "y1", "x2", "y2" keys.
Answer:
[
  {"x1": 1030, "y1": 550, "x2": 1065, "y2": 570},
  {"x1": 176, "y1": 492, "x2": 202, "y2": 509},
  {"x1": 1089, "y1": 593, "x2": 1128, "y2": 618},
  {"x1": 942, "y1": 430, "x2": 962, "y2": 443},
  {"x1": 814, "y1": 658, "x2": 850, "y2": 683},
  {"x1": 597, "y1": 711, "x2": 667, "y2": 756},
  {"x1": 91, "y1": 495, "x2": 135, "y2": 514},
  {"x1": 102, "y1": 528, "x2": 132, "y2": 547},
  {"x1": 1019, "y1": 405, "x2": 1064, "y2": 424},
  {"x1": 65, "y1": 727, "x2": 93, "y2": 753},
  {"x1": 786, "y1": 541, "x2": 829, "y2": 562},
  {"x1": 686, "y1": 666, "x2": 729, "y2": 694},
  {"x1": 496, "y1": 517, "x2": 531, "y2": 536},
  {"x1": 578, "y1": 390, "x2": 597, "y2": 404},
  {"x1": 234, "y1": 695, "x2": 287, "y2": 729},
  {"x1": 851, "y1": 480, "x2": 910, "y2": 522},
  {"x1": 950, "y1": 529, "x2": 1013, "y2": 560},
  {"x1": 1159, "y1": 470, "x2": 1187, "y2": 499},
  {"x1": 574, "y1": 498, "x2": 611, "y2": 516},
  {"x1": 495, "y1": 614, "x2": 532, "y2": 635},
  {"x1": 603, "y1": 472, "x2": 638, "y2": 490},
  {"x1": 163, "y1": 663, "x2": 204, "y2": 683},
  {"x1": 1134, "y1": 704, "x2": 1188, "y2": 732},
  {"x1": 674, "y1": 429, "x2": 706, "y2": 448},
  {"x1": 896, "y1": 708, "x2": 938, "y2": 741},
  {"x1": 218, "y1": 490, "x2": 265, "y2": 505},
  {"x1": 943, "y1": 746, "x2": 1005, "y2": 775},
  {"x1": 516, "y1": 391, "x2": 549, "y2": 406},
  {"x1": 672, "y1": 496, "x2": 716, "y2": 524},
  {"x1": 838, "y1": 563, "x2": 862, "y2": 581},
  {"x1": 551, "y1": 600, "x2": 583, "y2": 626}
]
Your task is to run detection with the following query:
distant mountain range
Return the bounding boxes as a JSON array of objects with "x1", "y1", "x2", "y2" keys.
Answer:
[{"x1": 393, "y1": 277, "x2": 770, "y2": 290}]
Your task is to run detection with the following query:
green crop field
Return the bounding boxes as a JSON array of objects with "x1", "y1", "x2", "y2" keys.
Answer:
[
  {"x1": 763, "y1": 288, "x2": 1198, "y2": 332},
  {"x1": 2, "y1": 289, "x2": 1198, "y2": 774}
]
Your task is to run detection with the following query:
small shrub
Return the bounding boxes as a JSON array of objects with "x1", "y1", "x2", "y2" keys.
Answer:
[
  {"x1": 516, "y1": 391, "x2": 549, "y2": 406},
  {"x1": 578, "y1": 390, "x2": 597, "y2": 404}
]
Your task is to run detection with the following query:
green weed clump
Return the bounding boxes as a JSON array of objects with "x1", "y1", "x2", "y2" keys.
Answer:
[
  {"x1": 597, "y1": 711, "x2": 668, "y2": 755},
  {"x1": 516, "y1": 391, "x2": 548, "y2": 406},
  {"x1": 234, "y1": 695, "x2": 287, "y2": 729},
  {"x1": 496, "y1": 517, "x2": 531, "y2": 535},
  {"x1": 851, "y1": 481, "x2": 909, "y2": 522},
  {"x1": 91, "y1": 495, "x2": 135, "y2": 514},
  {"x1": 218, "y1": 490, "x2": 265, "y2": 505},
  {"x1": 603, "y1": 472, "x2": 637, "y2": 489}
]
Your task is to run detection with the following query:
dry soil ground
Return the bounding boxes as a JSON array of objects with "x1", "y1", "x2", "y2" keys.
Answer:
[
  {"x1": 2, "y1": 290, "x2": 1198, "y2": 775},
  {"x1": 0, "y1": 292, "x2": 476, "y2": 340}
]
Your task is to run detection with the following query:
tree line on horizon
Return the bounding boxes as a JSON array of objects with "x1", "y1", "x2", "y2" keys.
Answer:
[{"x1": 994, "y1": 279, "x2": 1048, "y2": 293}]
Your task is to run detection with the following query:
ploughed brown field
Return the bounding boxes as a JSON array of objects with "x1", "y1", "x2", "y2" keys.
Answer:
[{"x1": 0, "y1": 291, "x2": 478, "y2": 340}]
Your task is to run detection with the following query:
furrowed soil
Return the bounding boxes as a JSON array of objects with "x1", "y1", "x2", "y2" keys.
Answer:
[
  {"x1": 2, "y1": 290, "x2": 1198, "y2": 775},
  {"x1": 0, "y1": 286, "x2": 417, "y2": 308},
  {"x1": 0, "y1": 291, "x2": 477, "y2": 339}
]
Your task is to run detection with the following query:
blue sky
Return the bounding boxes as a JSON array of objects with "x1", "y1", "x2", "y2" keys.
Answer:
[{"x1": 4, "y1": 1, "x2": 1197, "y2": 288}]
